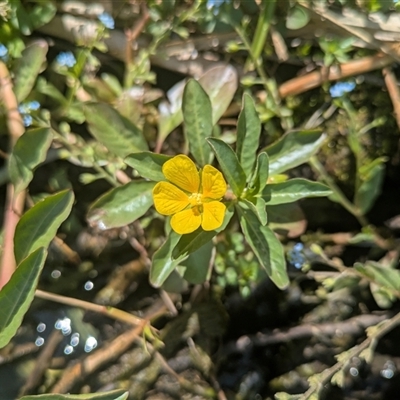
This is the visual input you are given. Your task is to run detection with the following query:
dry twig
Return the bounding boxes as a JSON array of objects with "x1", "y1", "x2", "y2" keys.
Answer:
[
  {"x1": 19, "y1": 329, "x2": 64, "y2": 396},
  {"x1": 238, "y1": 313, "x2": 388, "y2": 348},
  {"x1": 278, "y1": 53, "x2": 393, "y2": 99}
]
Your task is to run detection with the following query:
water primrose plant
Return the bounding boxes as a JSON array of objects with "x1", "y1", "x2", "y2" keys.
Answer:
[
  {"x1": 121, "y1": 81, "x2": 333, "y2": 290},
  {"x1": 1, "y1": 1, "x2": 398, "y2": 399}
]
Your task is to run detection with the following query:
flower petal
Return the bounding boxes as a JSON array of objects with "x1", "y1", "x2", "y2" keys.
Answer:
[
  {"x1": 202, "y1": 201, "x2": 226, "y2": 231},
  {"x1": 202, "y1": 165, "x2": 226, "y2": 199},
  {"x1": 171, "y1": 207, "x2": 202, "y2": 234},
  {"x1": 163, "y1": 155, "x2": 200, "y2": 193},
  {"x1": 153, "y1": 181, "x2": 189, "y2": 215}
]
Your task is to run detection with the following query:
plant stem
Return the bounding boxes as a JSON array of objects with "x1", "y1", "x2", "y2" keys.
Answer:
[
  {"x1": 233, "y1": 24, "x2": 292, "y2": 130},
  {"x1": 301, "y1": 311, "x2": 400, "y2": 399},
  {"x1": 65, "y1": 48, "x2": 89, "y2": 109},
  {"x1": 245, "y1": 0, "x2": 276, "y2": 72},
  {"x1": 52, "y1": 129, "x2": 120, "y2": 187},
  {"x1": 35, "y1": 289, "x2": 145, "y2": 326},
  {"x1": 92, "y1": 163, "x2": 120, "y2": 187}
]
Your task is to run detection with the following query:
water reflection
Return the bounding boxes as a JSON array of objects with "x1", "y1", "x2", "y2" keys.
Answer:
[
  {"x1": 35, "y1": 307, "x2": 99, "y2": 357},
  {"x1": 36, "y1": 322, "x2": 46, "y2": 333},
  {"x1": 70, "y1": 333, "x2": 80, "y2": 347},
  {"x1": 381, "y1": 360, "x2": 396, "y2": 379},
  {"x1": 84, "y1": 336, "x2": 97, "y2": 352},
  {"x1": 349, "y1": 367, "x2": 358, "y2": 377},
  {"x1": 84, "y1": 281, "x2": 94, "y2": 291},
  {"x1": 64, "y1": 345, "x2": 74, "y2": 355},
  {"x1": 51, "y1": 270, "x2": 61, "y2": 279},
  {"x1": 55, "y1": 317, "x2": 72, "y2": 336}
]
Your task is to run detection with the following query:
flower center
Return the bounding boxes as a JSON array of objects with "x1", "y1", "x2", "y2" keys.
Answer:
[{"x1": 189, "y1": 192, "x2": 202, "y2": 207}]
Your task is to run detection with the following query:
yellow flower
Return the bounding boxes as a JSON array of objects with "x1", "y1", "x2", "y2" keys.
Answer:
[{"x1": 153, "y1": 155, "x2": 227, "y2": 235}]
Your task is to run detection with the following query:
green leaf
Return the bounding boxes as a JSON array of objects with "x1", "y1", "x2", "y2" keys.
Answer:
[
  {"x1": 124, "y1": 152, "x2": 171, "y2": 181},
  {"x1": 8, "y1": 128, "x2": 53, "y2": 195},
  {"x1": 249, "y1": 152, "x2": 269, "y2": 194},
  {"x1": 6, "y1": 37, "x2": 25, "y2": 59},
  {"x1": 13, "y1": 40, "x2": 48, "y2": 102},
  {"x1": 240, "y1": 198, "x2": 267, "y2": 226},
  {"x1": 264, "y1": 130, "x2": 326, "y2": 175},
  {"x1": 370, "y1": 282, "x2": 395, "y2": 309},
  {"x1": 236, "y1": 94, "x2": 261, "y2": 179},
  {"x1": 84, "y1": 103, "x2": 148, "y2": 159},
  {"x1": 30, "y1": 1, "x2": 57, "y2": 29},
  {"x1": 0, "y1": 247, "x2": 47, "y2": 349},
  {"x1": 199, "y1": 64, "x2": 238, "y2": 125},
  {"x1": 255, "y1": 197, "x2": 268, "y2": 225},
  {"x1": 173, "y1": 206, "x2": 234, "y2": 258},
  {"x1": 180, "y1": 240, "x2": 214, "y2": 284},
  {"x1": 355, "y1": 262, "x2": 400, "y2": 293},
  {"x1": 66, "y1": 102, "x2": 85, "y2": 124},
  {"x1": 157, "y1": 80, "x2": 185, "y2": 148},
  {"x1": 36, "y1": 77, "x2": 67, "y2": 105},
  {"x1": 286, "y1": 5, "x2": 310, "y2": 30},
  {"x1": 261, "y1": 179, "x2": 332, "y2": 205},
  {"x1": 101, "y1": 73, "x2": 123, "y2": 96},
  {"x1": 14, "y1": 0, "x2": 32, "y2": 35},
  {"x1": 14, "y1": 190, "x2": 74, "y2": 265},
  {"x1": 87, "y1": 181, "x2": 155, "y2": 230},
  {"x1": 207, "y1": 138, "x2": 246, "y2": 197},
  {"x1": 157, "y1": 65, "x2": 237, "y2": 148},
  {"x1": 238, "y1": 206, "x2": 289, "y2": 289},
  {"x1": 150, "y1": 231, "x2": 186, "y2": 288},
  {"x1": 267, "y1": 203, "x2": 307, "y2": 238},
  {"x1": 354, "y1": 160, "x2": 385, "y2": 214},
  {"x1": 20, "y1": 390, "x2": 129, "y2": 400},
  {"x1": 161, "y1": 269, "x2": 188, "y2": 293},
  {"x1": 182, "y1": 79, "x2": 213, "y2": 166}
]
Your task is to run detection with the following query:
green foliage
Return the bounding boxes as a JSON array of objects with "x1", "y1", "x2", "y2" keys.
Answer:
[
  {"x1": 207, "y1": 137, "x2": 247, "y2": 197},
  {"x1": 319, "y1": 36, "x2": 355, "y2": 66},
  {"x1": 267, "y1": 203, "x2": 307, "y2": 238},
  {"x1": 236, "y1": 94, "x2": 261, "y2": 180},
  {"x1": 125, "y1": 152, "x2": 171, "y2": 181},
  {"x1": 355, "y1": 262, "x2": 400, "y2": 296},
  {"x1": 1, "y1": 0, "x2": 56, "y2": 54},
  {"x1": 141, "y1": 84, "x2": 330, "y2": 290},
  {"x1": 182, "y1": 79, "x2": 213, "y2": 167},
  {"x1": 215, "y1": 231, "x2": 262, "y2": 297},
  {"x1": 157, "y1": 65, "x2": 237, "y2": 148},
  {"x1": 12, "y1": 40, "x2": 48, "y2": 102},
  {"x1": 8, "y1": 127, "x2": 53, "y2": 195},
  {"x1": 249, "y1": 152, "x2": 269, "y2": 194},
  {"x1": 238, "y1": 206, "x2": 289, "y2": 289},
  {"x1": 286, "y1": 5, "x2": 310, "y2": 30},
  {"x1": 179, "y1": 240, "x2": 214, "y2": 284},
  {"x1": 315, "y1": 97, "x2": 388, "y2": 221},
  {"x1": 150, "y1": 231, "x2": 185, "y2": 287},
  {"x1": 14, "y1": 190, "x2": 74, "y2": 264},
  {"x1": 172, "y1": 206, "x2": 235, "y2": 259},
  {"x1": 0, "y1": 248, "x2": 47, "y2": 348},
  {"x1": 87, "y1": 181, "x2": 155, "y2": 230},
  {"x1": 265, "y1": 130, "x2": 326, "y2": 175},
  {"x1": 1, "y1": 1, "x2": 396, "y2": 397},
  {"x1": 84, "y1": 103, "x2": 148, "y2": 158},
  {"x1": 261, "y1": 179, "x2": 332, "y2": 205},
  {"x1": 354, "y1": 159, "x2": 386, "y2": 214}
]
